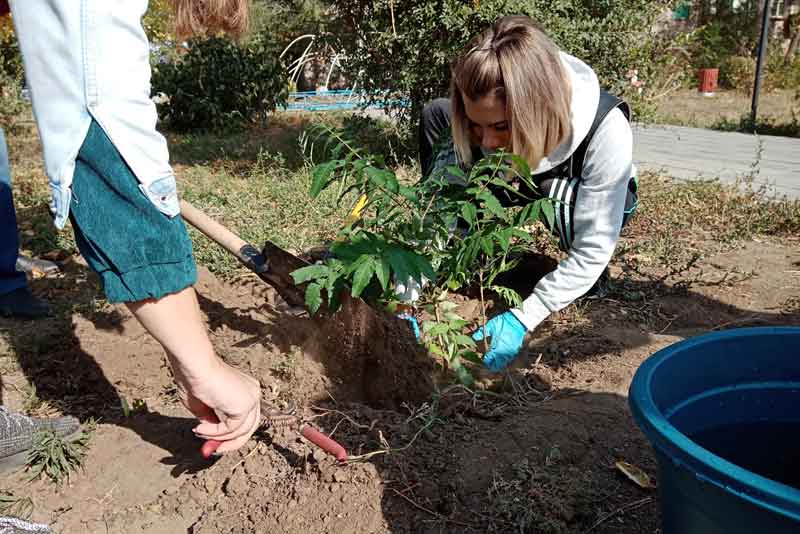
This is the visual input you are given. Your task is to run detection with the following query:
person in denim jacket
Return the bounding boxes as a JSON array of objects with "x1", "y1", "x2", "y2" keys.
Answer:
[{"x1": 8, "y1": 0, "x2": 259, "y2": 455}]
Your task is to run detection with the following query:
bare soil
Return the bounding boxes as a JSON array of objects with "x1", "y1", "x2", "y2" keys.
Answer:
[{"x1": 0, "y1": 236, "x2": 798, "y2": 534}]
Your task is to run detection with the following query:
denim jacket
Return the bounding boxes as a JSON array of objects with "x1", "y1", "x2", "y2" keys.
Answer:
[{"x1": 10, "y1": 0, "x2": 178, "y2": 229}]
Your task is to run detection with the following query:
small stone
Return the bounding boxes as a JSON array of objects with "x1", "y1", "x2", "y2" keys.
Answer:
[
  {"x1": 312, "y1": 448, "x2": 327, "y2": 463},
  {"x1": 204, "y1": 477, "x2": 217, "y2": 494},
  {"x1": 332, "y1": 470, "x2": 347, "y2": 483}
]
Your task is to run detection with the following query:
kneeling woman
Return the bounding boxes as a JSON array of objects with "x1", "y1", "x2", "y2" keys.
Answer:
[{"x1": 417, "y1": 15, "x2": 638, "y2": 371}]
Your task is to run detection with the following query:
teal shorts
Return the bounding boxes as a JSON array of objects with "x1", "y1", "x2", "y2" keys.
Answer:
[{"x1": 69, "y1": 121, "x2": 197, "y2": 303}]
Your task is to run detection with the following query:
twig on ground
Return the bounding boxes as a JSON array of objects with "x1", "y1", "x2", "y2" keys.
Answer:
[
  {"x1": 345, "y1": 414, "x2": 435, "y2": 463},
  {"x1": 310, "y1": 405, "x2": 377, "y2": 431},
  {"x1": 389, "y1": 488, "x2": 477, "y2": 529},
  {"x1": 711, "y1": 315, "x2": 770, "y2": 331},
  {"x1": 582, "y1": 497, "x2": 653, "y2": 534}
]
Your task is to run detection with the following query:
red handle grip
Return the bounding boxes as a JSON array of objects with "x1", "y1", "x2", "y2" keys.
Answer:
[
  {"x1": 201, "y1": 439, "x2": 222, "y2": 459},
  {"x1": 200, "y1": 427, "x2": 348, "y2": 462},
  {"x1": 301, "y1": 425, "x2": 348, "y2": 462}
]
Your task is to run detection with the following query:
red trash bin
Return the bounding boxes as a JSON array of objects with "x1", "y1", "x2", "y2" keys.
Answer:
[{"x1": 698, "y1": 68, "x2": 719, "y2": 95}]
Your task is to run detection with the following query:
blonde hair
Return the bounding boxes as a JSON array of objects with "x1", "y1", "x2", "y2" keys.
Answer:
[
  {"x1": 450, "y1": 15, "x2": 572, "y2": 170},
  {"x1": 171, "y1": 0, "x2": 250, "y2": 40}
]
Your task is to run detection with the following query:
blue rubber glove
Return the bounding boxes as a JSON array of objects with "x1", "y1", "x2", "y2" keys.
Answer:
[
  {"x1": 398, "y1": 313, "x2": 421, "y2": 340},
  {"x1": 472, "y1": 311, "x2": 527, "y2": 372}
]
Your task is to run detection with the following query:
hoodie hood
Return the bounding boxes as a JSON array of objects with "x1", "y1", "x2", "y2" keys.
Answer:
[{"x1": 530, "y1": 52, "x2": 600, "y2": 175}]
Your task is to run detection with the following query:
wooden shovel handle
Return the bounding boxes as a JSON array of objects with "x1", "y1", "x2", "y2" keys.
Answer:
[
  {"x1": 180, "y1": 199, "x2": 253, "y2": 265},
  {"x1": 179, "y1": 198, "x2": 307, "y2": 308}
]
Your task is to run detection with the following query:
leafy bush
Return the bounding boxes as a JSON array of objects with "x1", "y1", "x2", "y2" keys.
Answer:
[
  {"x1": 721, "y1": 44, "x2": 800, "y2": 92},
  {"x1": 327, "y1": 0, "x2": 670, "y2": 127},
  {"x1": 766, "y1": 43, "x2": 800, "y2": 91},
  {"x1": 722, "y1": 55, "x2": 755, "y2": 90},
  {"x1": 691, "y1": 21, "x2": 727, "y2": 69},
  {"x1": 151, "y1": 36, "x2": 289, "y2": 131},
  {"x1": 0, "y1": 17, "x2": 28, "y2": 133}
]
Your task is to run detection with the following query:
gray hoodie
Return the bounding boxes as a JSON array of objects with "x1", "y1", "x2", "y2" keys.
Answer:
[{"x1": 510, "y1": 52, "x2": 635, "y2": 331}]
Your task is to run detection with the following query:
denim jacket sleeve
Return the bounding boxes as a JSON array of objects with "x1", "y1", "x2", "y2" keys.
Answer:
[{"x1": 10, "y1": 0, "x2": 179, "y2": 228}]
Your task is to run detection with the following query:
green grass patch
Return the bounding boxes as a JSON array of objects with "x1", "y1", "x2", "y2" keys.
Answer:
[
  {"x1": 27, "y1": 422, "x2": 94, "y2": 485},
  {"x1": 616, "y1": 172, "x2": 800, "y2": 279}
]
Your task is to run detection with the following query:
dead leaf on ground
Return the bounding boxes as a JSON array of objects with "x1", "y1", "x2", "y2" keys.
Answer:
[{"x1": 615, "y1": 460, "x2": 656, "y2": 489}]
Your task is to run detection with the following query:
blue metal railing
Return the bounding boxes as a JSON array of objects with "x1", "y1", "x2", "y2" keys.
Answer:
[{"x1": 282, "y1": 89, "x2": 409, "y2": 112}]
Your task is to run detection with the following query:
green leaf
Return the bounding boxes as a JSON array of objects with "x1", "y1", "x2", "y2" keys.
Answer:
[
  {"x1": 496, "y1": 227, "x2": 513, "y2": 252},
  {"x1": 365, "y1": 167, "x2": 399, "y2": 194},
  {"x1": 508, "y1": 154, "x2": 532, "y2": 179},
  {"x1": 291, "y1": 264, "x2": 328, "y2": 285},
  {"x1": 478, "y1": 190, "x2": 505, "y2": 219},
  {"x1": 451, "y1": 357, "x2": 475, "y2": 386},
  {"x1": 490, "y1": 285, "x2": 523, "y2": 307},
  {"x1": 375, "y1": 256, "x2": 391, "y2": 291},
  {"x1": 461, "y1": 350, "x2": 483, "y2": 365},
  {"x1": 331, "y1": 234, "x2": 380, "y2": 261},
  {"x1": 460, "y1": 202, "x2": 477, "y2": 227},
  {"x1": 480, "y1": 236, "x2": 494, "y2": 257},
  {"x1": 454, "y1": 334, "x2": 477, "y2": 348},
  {"x1": 305, "y1": 282, "x2": 323, "y2": 314},
  {"x1": 541, "y1": 199, "x2": 556, "y2": 230},
  {"x1": 310, "y1": 160, "x2": 340, "y2": 199},
  {"x1": 351, "y1": 256, "x2": 376, "y2": 298},
  {"x1": 408, "y1": 251, "x2": 436, "y2": 282},
  {"x1": 518, "y1": 201, "x2": 542, "y2": 226},
  {"x1": 386, "y1": 247, "x2": 413, "y2": 283},
  {"x1": 428, "y1": 343, "x2": 446, "y2": 358},
  {"x1": 445, "y1": 165, "x2": 467, "y2": 184},
  {"x1": 399, "y1": 185, "x2": 418, "y2": 203},
  {"x1": 423, "y1": 322, "x2": 451, "y2": 337}
]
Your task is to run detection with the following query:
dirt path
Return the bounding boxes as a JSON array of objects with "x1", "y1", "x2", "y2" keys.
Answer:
[{"x1": 0, "y1": 238, "x2": 798, "y2": 533}]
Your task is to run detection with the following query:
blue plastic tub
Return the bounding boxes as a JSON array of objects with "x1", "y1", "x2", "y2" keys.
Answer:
[{"x1": 629, "y1": 327, "x2": 800, "y2": 534}]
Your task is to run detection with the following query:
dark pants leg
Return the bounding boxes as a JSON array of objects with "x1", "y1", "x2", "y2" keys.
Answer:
[
  {"x1": 418, "y1": 98, "x2": 452, "y2": 178},
  {"x1": 0, "y1": 130, "x2": 26, "y2": 297}
]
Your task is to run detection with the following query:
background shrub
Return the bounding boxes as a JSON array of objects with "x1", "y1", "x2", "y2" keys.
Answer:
[
  {"x1": 151, "y1": 36, "x2": 289, "y2": 131},
  {"x1": 326, "y1": 0, "x2": 672, "y2": 127}
]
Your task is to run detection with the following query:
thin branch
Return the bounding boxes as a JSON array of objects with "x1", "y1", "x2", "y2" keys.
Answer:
[
  {"x1": 582, "y1": 497, "x2": 653, "y2": 534},
  {"x1": 389, "y1": 488, "x2": 477, "y2": 529}
]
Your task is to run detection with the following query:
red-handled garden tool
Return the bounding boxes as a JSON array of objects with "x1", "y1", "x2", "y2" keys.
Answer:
[{"x1": 199, "y1": 401, "x2": 348, "y2": 462}]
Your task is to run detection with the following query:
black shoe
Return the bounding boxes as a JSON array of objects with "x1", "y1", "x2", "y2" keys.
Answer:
[
  {"x1": 15, "y1": 254, "x2": 61, "y2": 276},
  {"x1": 584, "y1": 269, "x2": 611, "y2": 300},
  {"x1": 0, "y1": 287, "x2": 52, "y2": 319}
]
